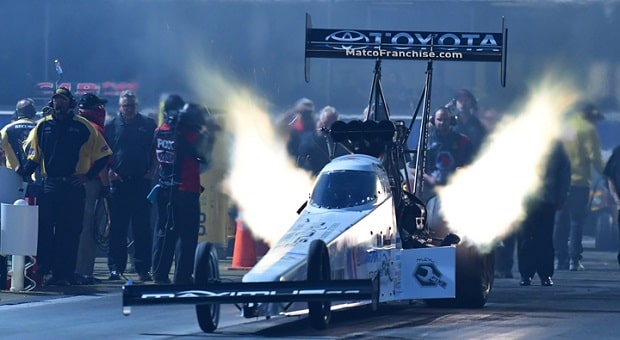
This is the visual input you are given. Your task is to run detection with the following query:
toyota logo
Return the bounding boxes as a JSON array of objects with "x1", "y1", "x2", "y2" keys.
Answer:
[{"x1": 325, "y1": 30, "x2": 369, "y2": 50}]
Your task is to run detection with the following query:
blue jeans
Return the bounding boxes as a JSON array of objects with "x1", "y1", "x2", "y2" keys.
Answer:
[{"x1": 553, "y1": 186, "x2": 590, "y2": 263}]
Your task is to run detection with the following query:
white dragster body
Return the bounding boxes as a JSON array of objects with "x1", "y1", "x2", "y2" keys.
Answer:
[{"x1": 241, "y1": 154, "x2": 455, "y2": 317}]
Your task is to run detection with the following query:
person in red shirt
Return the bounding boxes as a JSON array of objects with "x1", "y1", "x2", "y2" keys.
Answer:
[
  {"x1": 152, "y1": 97, "x2": 216, "y2": 284},
  {"x1": 276, "y1": 97, "x2": 316, "y2": 159},
  {"x1": 73, "y1": 93, "x2": 110, "y2": 285}
]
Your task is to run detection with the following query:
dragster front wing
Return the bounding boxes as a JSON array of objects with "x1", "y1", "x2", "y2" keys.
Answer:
[
  {"x1": 123, "y1": 277, "x2": 378, "y2": 307},
  {"x1": 123, "y1": 246, "x2": 457, "y2": 309}
]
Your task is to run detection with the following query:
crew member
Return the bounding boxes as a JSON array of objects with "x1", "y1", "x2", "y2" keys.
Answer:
[
  {"x1": 297, "y1": 105, "x2": 345, "y2": 175},
  {"x1": 517, "y1": 141, "x2": 571, "y2": 287},
  {"x1": 19, "y1": 87, "x2": 112, "y2": 286},
  {"x1": 74, "y1": 92, "x2": 111, "y2": 285},
  {"x1": 152, "y1": 98, "x2": 216, "y2": 285},
  {"x1": 417, "y1": 107, "x2": 474, "y2": 201},
  {"x1": 105, "y1": 90, "x2": 157, "y2": 282},
  {"x1": 448, "y1": 89, "x2": 487, "y2": 155},
  {"x1": 276, "y1": 97, "x2": 316, "y2": 159},
  {"x1": 1, "y1": 98, "x2": 37, "y2": 172},
  {"x1": 554, "y1": 102, "x2": 604, "y2": 271}
]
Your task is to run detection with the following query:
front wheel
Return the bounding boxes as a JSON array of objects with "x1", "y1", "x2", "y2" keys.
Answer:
[
  {"x1": 194, "y1": 242, "x2": 221, "y2": 333},
  {"x1": 307, "y1": 239, "x2": 331, "y2": 329}
]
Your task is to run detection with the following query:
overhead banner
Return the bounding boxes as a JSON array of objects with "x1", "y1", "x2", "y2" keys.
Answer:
[{"x1": 306, "y1": 28, "x2": 504, "y2": 62}]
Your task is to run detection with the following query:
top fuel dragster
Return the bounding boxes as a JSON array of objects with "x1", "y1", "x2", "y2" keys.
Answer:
[{"x1": 122, "y1": 14, "x2": 507, "y2": 333}]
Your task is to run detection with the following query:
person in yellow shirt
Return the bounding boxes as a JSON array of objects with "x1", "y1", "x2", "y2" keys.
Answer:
[
  {"x1": 19, "y1": 87, "x2": 112, "y2": 286},
  {"x1": 1, "y1": 98, "x2": 41, "y2": 202},
  {"x1": 554, "y1": 102, "x2": 604, "y2": 271},
  {"x1": 0, "y1": 98, "x2": 37, "y2": 171}
]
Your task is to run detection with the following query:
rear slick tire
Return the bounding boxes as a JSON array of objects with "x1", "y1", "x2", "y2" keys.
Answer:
[{"x1": 425, "y1": 196, "x2": 494, "y2": 308}]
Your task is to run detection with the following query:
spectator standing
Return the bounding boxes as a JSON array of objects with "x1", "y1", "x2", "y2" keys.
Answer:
[
  {"x1": 276, "y1": 97, "x2": 316, "y2": 159},
  {"x1": 152, "y1": 100, "x2": 215, "y2": 284},
  {"x1": 518, "y1": 141, "x2": 571, "y2": 286},
  {"x1": 602, "y1": 141, "x2": 620, "y2": 266},
  {"x1": 554, "y1": 102, "x2": 605, "y2": 271},
  {"x1": 19, "y1": 87, "x2": 112, "y2": 286},
  {"x1": 448, "y1": 89, "x2": 487, "y2": 155},
  {"x1": 297, "y1": 106, "x2": 344, "y2": 176},
  {"x1": 1, "y1": 98, "x2": 42, "y2": 214},
  {"x1": 105, "y1": 90, "x2": 157, "y2": 282},
  {"x1": 73, "y1": 93, "x2": 110, "y2": 285},
  {"x1": 1, "y1": 98, "x2": 37, "y2": 171},
  {"x1": 0, "y1": 99, "x2": 39, "y2": 285},
  {"x1": 416, "y1": 107, "x2": 474, "y2": 201}
]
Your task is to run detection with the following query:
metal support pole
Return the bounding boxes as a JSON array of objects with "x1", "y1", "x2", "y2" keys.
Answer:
[
  {"x1": 0, "y1": 256, "x2": 6, "y2": 290},
  {"x1": 10, "y1": 255, "x2": 25, "y2": 291}
]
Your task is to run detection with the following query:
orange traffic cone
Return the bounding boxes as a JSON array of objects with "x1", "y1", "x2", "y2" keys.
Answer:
[{"x1": 228, "y1": 220, "x2": 256, "y2": 270}]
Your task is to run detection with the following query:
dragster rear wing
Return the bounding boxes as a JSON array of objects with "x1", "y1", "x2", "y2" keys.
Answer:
[{"x1": 305, "y1": 13, "x2": 508, "y2": 86}]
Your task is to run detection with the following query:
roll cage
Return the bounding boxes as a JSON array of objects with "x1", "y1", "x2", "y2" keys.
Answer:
[{"x1": 304, "y1": 13, "x2": 507, "y2": 245}]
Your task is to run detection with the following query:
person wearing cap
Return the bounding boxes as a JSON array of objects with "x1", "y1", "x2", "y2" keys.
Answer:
[
  {"x1": 276, "y1": 97, "x2": 317, "y2": 159},
  {"x1": 447, "y1": 89, "x2": 487, "y2": 155},
  {"x1": 162, "y1": 93, "x2": 185, "y2": 123},
  {"x1": 78, "y1": 93, "x2": 107, "y2": 134},
  {"x1": 1, "y1": 98, "x2": 37, "y2": 171},
  {"x1": 554, "y1": 101, "x2": 605, "y2": 272},
  {"x1": 1, "y1": 98, "x2": 41, "y2": 205},
  {"x1": 104, "y1": 90, "x2": 157, "y2": 282},
  {"x1": 71, "y1": 93, "x2": 111, "y2": 285},
  {"x1": 152, "y1": 100, "x2": 214, "y2": 285},
  {"x1": 19, "y1": 87, "x2": 112, "y2": 286}
]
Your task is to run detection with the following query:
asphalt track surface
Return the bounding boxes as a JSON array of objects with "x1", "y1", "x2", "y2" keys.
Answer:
[{"x1": 1, "y1": 243, "x2": 619, "y2": 339}]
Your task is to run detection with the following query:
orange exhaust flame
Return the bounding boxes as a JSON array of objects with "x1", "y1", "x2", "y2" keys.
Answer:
[
  {"x1": 437, "y1": 76, "x2": 579, "y2": 253},
  {"x1": 187, "y1": 63, "x2": 314, "y2": 247}
]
